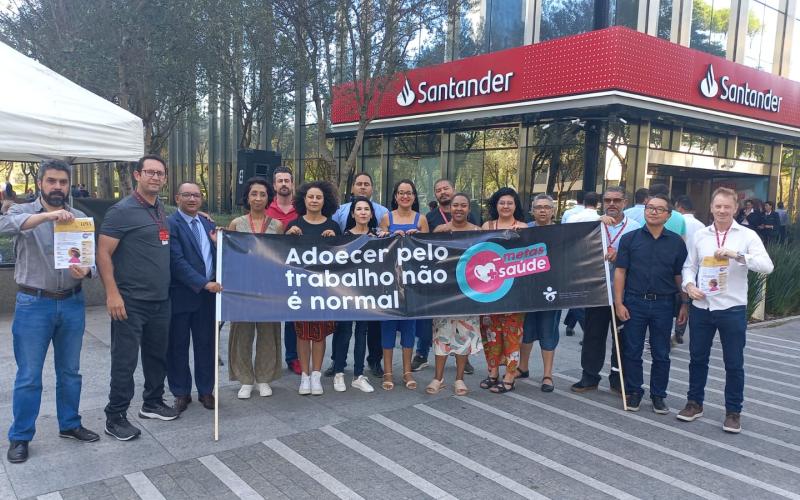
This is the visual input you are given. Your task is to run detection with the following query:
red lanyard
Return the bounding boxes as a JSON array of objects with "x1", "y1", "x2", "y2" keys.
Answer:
[
  {"x1": 439, "y1": 207, "x2": 450, "y2": 224},
  {"x1": 133, "y1": 191, "x2": 165, "y2": 230},
  {"x1": 248, "y1": 212, "x2": 268, "y2": 234},
  {"x1": 714, "y1": 224, "x2": 728, "y2": 248},
  {"x1": 604, "y1": 218, "x2": 628, "y2": 249}
]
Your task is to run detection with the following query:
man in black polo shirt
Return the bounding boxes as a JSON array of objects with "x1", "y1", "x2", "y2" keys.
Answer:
[
  {"x1": 614, "y1": 194, "x2": 688, "y2": 413},
  {"x1": 97, "y1": 155, "x2": 179, "y2": 441}
]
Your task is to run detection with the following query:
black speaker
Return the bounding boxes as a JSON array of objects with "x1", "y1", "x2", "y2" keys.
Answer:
[{"x1": 235, "y1": 149, "x2": 282, "y2": 205}]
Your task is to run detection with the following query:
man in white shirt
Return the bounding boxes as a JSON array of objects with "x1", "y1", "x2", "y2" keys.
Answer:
[
  {"x1": 623, "y1": 187, "x2": 649, "y2": 225},
  {"x1": 560, "y1": 190, "x2": 585, "y2": 223},
  {"x1": 672, "y1": 196, "x2": 706, "y2": 345},
  {"x1": 678, "y1": 187, "x2": 773, "y2": 434},
  {"x1": 567, "y1": 192, "x2": 601, "y2": 222}
]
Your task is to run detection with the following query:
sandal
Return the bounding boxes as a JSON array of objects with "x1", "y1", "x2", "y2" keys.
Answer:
[
  {"x1": 403, "y1": 372, "x2": 418, "y2": 390},
  {"x1": 541, "y1": 376, "x2": 554, "y2": 393},
  {"x1": 516, "y1": 368, "x2": 530, "y2": 379},
  {"x1": 425, "y1": 378, "x2": 445, "y2": 394},
  {"x1": 382, "y1": 373, "x2": 394, "y2": 391},
  {"x1": 454, "y1": 380, "x2": 469, "y2": 396},
  {"x1": 480, "y1": 376, "x2": 499, "y2": 390},
  {"x1": 490, "y1": 379, "x2": 516, "y2": 394}
]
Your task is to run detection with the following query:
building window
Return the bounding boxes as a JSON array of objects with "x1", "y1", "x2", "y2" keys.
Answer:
[
  {"x1": 789, "y1": 17, "x2": 800, "y2": 81},
  {"x1": 743, "y1": 0, "x2": 783, "y2": 72},
  {"x1": 388, "y1": 132, "x2": 441, "y2": 209},
  {"x1": 602, "y1": 121, "x2": 639, "y2": 189},
  {"x1": 610, "y1": 0, "x2": 639, "y2": 29},
  {"x1": 540, "y1": 0, "x2": 595, "y2": 42},
  {"x1": 690, "y1": 0, "x2": 732, "y2": 58},
  {"x1": 680, "y1": 129, "x2": 726, "y2": 156},
  {"x1": 657, "y1": 0, "x2": 673, "y2": 40},
  {"x1": 456, "y1": 0, "x2": 526, "y2": 59},
  {"x1": 736, "y1": 139, "x2": 772, "y2": 162},
  {"x1": 649, "y1": 126, "x2": 672, "y2": 149},
  {"x1": 780, "y1": 147, "x2": 799, "y2": 220}
]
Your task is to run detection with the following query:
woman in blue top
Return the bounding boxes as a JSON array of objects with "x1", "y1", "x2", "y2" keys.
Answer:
[{"x1": 378, "y1": 179, "x2": 429, "y2": 390}]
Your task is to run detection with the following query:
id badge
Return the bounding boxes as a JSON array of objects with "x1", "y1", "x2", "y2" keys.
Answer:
[{"x1": 159, "y1": 229, "x2": 170, "y2": 245}]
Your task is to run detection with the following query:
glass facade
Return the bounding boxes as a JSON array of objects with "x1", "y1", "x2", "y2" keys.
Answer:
[
  {"x1": 743, "y1": 0, "x2": 783, "y2": 72},
  {"x1": 457, "y1": 0, "x2": 526, "y2": 58},
  {"x1": 779, "y1": 147, "x2": 800, "y2": 221},
  {"x1": 540, "y1": 0, "x2": 595, "y2": 42},
  {"x1": 690, "y1": 0, "x2": 732, "y2": 58}
]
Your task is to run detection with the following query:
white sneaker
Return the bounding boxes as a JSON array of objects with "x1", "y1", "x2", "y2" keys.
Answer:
[
  {"x1": 351, "y1": 375, "x2": 374, "y2": 393},
  {"x1": 298, "y1": 374, "x2": 311, "y2": 395},
  {"x1": 237, "y1": 384, "x2": 253, "y2": 399},
  {"x1": 333, "y1": 373, "x2": 347, "y2": 392},
  {"x1": 310, "y1": 371, "x2": 324, "y2": 395},
  {"x1": 257, "y1": 382, "x2": 272, "y2": 397}
]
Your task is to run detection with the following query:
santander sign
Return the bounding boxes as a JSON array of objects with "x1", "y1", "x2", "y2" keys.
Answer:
[
  {"x1": 396, "y1": 70, "x2": 515, "y2": 107},
  {"x1": 699, "y1": 64, "x2": 783, "y2": 113}
]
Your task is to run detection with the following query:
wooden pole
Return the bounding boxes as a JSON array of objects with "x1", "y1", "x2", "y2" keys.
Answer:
[
  {"x1": 609, "y1": 307, "x2": 628, "y2": 411},
  {"x1": 214, "y1": 229, "x2": 223, "y2": 441}
]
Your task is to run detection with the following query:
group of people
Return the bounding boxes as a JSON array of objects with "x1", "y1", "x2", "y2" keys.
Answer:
[
  {"x1": 735, "y1": 197, "x2": 788, "y2": 242},
  {"x1": 0, "y1": 156, "x2": 775, "y2": 466}
]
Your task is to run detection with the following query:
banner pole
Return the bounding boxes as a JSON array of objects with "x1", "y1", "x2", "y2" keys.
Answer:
[
  {"x1": 600, "y1": 222, "x2": 628, "y2": 411},
  {"x1": 214, "y1": 229, "x2": 223, "y2": 441},
  {"x1": 609, "y1": 307, "x2": 628, "y2": 411}
]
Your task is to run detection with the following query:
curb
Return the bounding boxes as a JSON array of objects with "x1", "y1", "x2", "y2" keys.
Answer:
[{"x1": 748, "y1": 314, "x2": 800, "y2": 329}]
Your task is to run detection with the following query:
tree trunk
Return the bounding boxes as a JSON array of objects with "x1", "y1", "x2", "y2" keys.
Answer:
[
  {"x1": 97, "y1": 163, "x2": 114, "y2": 199},
  {"x1": 116, "y1": 162, "x2": 134, "y2": 196}
]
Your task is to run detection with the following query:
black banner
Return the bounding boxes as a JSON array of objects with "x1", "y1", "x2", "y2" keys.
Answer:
[{"x1": 219, "y1": 223, "x2": 610, "y2": 322}]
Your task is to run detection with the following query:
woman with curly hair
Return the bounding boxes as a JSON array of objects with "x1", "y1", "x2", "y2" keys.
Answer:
[
  {"x1": 227, "y1": 177, "x2": 285, "y2": 399},
  {"x1": 285, "y1": 180, "x2": 341, "y2": 395},
  {"x1": 377, "y1": 179, "x2": 429, "y2": 391},
  {"x1": 479, "y1": 187, "x2": 527, "y2": 394}
]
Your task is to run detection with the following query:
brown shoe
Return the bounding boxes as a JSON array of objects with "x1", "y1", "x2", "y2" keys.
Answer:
[
  {"x1": 723, "y1": 412, "x2": 741, "y2": 433},
  {"x1": 198, "y1": 394, "x2": 215, "y2": 410},
  {"x1": 676, "y1": 400, "x2": 703, "y2": 422},
  {"x1": 173, "y1": 395, "x2": 191, "y2": 413}
]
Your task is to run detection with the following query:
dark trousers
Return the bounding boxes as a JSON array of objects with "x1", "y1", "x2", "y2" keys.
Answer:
[
  {"x1": 415, "y1": 319, "x2": 433, "y2": 358},
  {"x1": 621, "y1": 295, "x2": 674, "y2": 398},
  {"x1": 564, "y1": 308, "x2": 586, "y2": 330},
  {"x1": 687, "y1": 305, "x2": 747, "y2": 413},
  {"x1": 167, "y1": 292, "x2": 215, "y2": 397},
  {"x1": 105, "y1": 297, "x2": 170, "y2": 416},
  {"x1": 284, "y1": 322, "x2": 297, "y2": 363},
  {"x1": 334, "y1": 321, "x2": 368, "y2": 377},
  {"x1": 580, "y1": 305, "x2": 623, "y2": 386},
  {"x1": 366, "y1": 321, "x2": 383, "y2": 366}
]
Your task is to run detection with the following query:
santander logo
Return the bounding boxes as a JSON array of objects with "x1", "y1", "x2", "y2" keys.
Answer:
[
  {"x1": 396, "y1": 78, "x2": 415, "y2": 107},
  {"x1": 395, "y1": 70, "x2": 514, "y2": 108},
  {"x1": 699, "y1": 64, "x2": 718, "y2": 98},
  {"x1": 698, "y1": 63, "x2": 783, "y2": 113}
]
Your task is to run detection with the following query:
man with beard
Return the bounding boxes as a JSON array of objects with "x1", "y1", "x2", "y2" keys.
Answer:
[
  {"x1": 1, "y1": 159, "x2": 99, "y2": 464},
  {"x1": 411, "y1": 178, "x2": 479, "y2": 375},
  {"x1": 571, "y1": 186, "x2": 640, "y2": 394},
  {"x1": 98, "y1": 155, "x2": 179, "y2": 441}
]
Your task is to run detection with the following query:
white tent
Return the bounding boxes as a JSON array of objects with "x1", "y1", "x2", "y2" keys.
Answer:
[{"x1": 0, "y1": 41, "x2": 143, "y2": 163}]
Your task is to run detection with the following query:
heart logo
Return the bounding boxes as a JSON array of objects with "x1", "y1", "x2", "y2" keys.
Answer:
[{"x1": 473, "y1": 262, "x2": 496, "y2": 283}]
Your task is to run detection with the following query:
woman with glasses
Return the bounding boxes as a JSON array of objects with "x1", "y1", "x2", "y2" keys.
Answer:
[
  {"x1": 227, "y1": 177, "x2": 285, "y2": 399},
  {"x1": 427, "y1": 193, "x2": 482, "y2": 396},
  {"x1": 285, "y1": 181, "x2": 341, "y2": 395},
  {"x1": 479, "y1": 187, "x2": 527, "y2": 394},
  {"x1": 378, "y1": 179, "x2": 429, "y2": 390}
]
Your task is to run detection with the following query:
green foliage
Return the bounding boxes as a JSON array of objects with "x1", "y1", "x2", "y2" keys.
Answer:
[
  {"x1": 764, "y1": 240, "x2": 800, "y2": 317},
  {"x1": 747, "y1": 270, "x2": 767, "y2": 318}
]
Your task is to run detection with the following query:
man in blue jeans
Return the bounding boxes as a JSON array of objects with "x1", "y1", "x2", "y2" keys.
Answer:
[
  {"x1": 614, "y1": 194, "x2": 688, "y2": 414},
  {"x1": 679, "y1": 187, "x2": 773, "y2": 433},
  {"x1": 0, "y1": 159, "x2": 99, "y2": 463}
]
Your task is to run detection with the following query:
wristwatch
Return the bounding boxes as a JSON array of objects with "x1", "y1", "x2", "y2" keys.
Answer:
[{"x1": 736, "y1": 251, "x2": 745, "y2": 260}]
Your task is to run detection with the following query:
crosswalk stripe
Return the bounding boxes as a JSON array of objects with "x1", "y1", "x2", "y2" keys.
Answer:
[
  {"x1": 639, "y1": 367, "x2": 800, "y2": 417},
  {"x1": 198, "y1": 455, "x2": 264, "y2": 500},
  {"x1": 555, "y1": 374, "x2": 800, "y2": 454},
  {"x1": 414, "y1": 404, "x2": 640, "y2": 500},
  {"x1": 643, "y1": 359, "x2": 800, "y2": 401},
  {"x1": 491, "y1": 393, "x2": 800, "y2": 499},
  {"x1": 369, "y1": 414, "x2": 548, "y2": 500},
  {"x1": 595, "y1": 370, "x2": 800, "y2": 433},
  {"x1": 517, "y1": 378, "x2": 800, "y2": 475},
  {"x1": 748, "y1": 332, "x2": 800, "y2": 345},
  {"x1": 36, "y1": 493, "x2": 63, "y2": 500},
  {"x1": 671, "y1": 352, "x2": 796, "y2": 379},
  {"x1": 741, "y1": 345, "x2": 800, "y2": 360},
  {"x1": 714, "y1": 347, "x2": 799, "y2": 368},
  {"x1": 262, "y1": 439, "x2": 364, "y2": 500},
  {"x1": 124, "y1": 472, "x2": 166, "y2": 500},
  {"x1": 320, "y1": 426, "x2": 458, "y2": 500},
  {"x1": 747, "y1": 338, "x2": 800, "y2": 352},
  {"x1": 458, "y1": 397, "x2": 724, "y2": 500}
]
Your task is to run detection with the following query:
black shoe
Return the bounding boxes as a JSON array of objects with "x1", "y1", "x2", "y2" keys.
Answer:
[
  {"x1": 105, "y1": 414, "x2": 141, "y2": 441},
  {"x1": 565, "y1": 327, "x2": 575, "y2": 337},
  {"x1": 570, "y1": 378, "x2": 598, "y2": 393},
  {"x1": 626, "y1": 393, "x2": 642, "y2": 412},
  {"x1": 59, "y1": 426, "x2": 100, "y2": 442},
  {"x1": 324, "y1": 364, "x2": 336, "y2": 377},
  {"x1": 674, "y1": 333, "x2": 684, "y2": 345},
  {"x1": 139, "y1": 401, "x2": 180, "y2": 421},
  {"x1": 651, "y1": 396, "x2": 669, "y2": 415},
  {"x1": 7, "y1": 441, "x2": 28, "y2": 463},
  {"x1": 464, "y1": 360, "x2": 475, "y2": 375},
  {"x1": 411, "y1": 355, "x2": 429, "y2": 372},
  {"x1": 369, "y1": 362, "x2": 384, "y2": 378},
  {"x1": 173, "y1": 395, "x2": 191, "y2": 413}
]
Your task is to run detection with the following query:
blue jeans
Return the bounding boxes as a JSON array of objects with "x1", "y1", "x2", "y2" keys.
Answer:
[
  {"x1": 687, "y1": 305, "x2": 747, "y2": 413},
  {"x1": 621, "y1": 294, "x2": 674, "y2": 398},
  {"x1": 415, "y1": 319, "x2": 432, "y2": 358},
  {"x1": 334, "y1": 321, "x2": 368, "y2": 376},
  {"x1": 522, "y1": 310, "x2": 560, "y2": 351},
  {"x1": 9, "y1": 292, "x2": 85, "y2": 441},
  {"x1": 564, "y1": 308, "x2": 585, "y2": 330},
  {"x1": 381, "y1": 320, "x2": 416, "y2": 349},
  {"x1": 284, "y1": 322, "x2": 297, "y2": 363}
]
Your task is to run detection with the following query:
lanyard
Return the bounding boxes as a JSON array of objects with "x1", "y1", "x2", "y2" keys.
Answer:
[
  {"x1": 438, "y1": 206, "x2": 451, "y2": 224},
  {"x1": 248, "y1": 212, "x2": 268, "y2": 234},
  {"x1": 132, "y1": 191, "x2": 165, "y2": 230},
  {"x1": 714, "y1": 223, "x2": 729, "y2": 248},
  {"x1": 604, "y1": 217, "x2": 628, "y2": 249}
]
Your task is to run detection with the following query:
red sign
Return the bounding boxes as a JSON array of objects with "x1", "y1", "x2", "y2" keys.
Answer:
[{"x1": 331, "y1": 27, "x2": 800, "y2": 129}]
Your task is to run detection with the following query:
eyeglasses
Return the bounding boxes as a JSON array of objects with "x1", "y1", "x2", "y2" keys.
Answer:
[
  {"x1": 645, "y1": 205, "x2": 669, "y2": 214},
  {"x1": 532, "y1": 205, "x2": 553, "y2": 210},
  {"x1": 179, "y1": 192, "x2": 202, "y2": 199},
  {"x1": 397, "y1": 191, "x2": 414, "y2": 197},
  {"x1": 497, "y1": 201, "x2": 516, "y2": 207},
  {"x1": 603, "y1": 198, "x2": 624, "y2": 204},
  {"x1": 140, "y1": 169, "x2": 166, "y2": 179}
]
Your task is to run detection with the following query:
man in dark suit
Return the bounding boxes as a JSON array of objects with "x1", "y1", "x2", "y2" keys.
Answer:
[{"x1": 167, "y1": 182, "x2": 221, "y2": 412}]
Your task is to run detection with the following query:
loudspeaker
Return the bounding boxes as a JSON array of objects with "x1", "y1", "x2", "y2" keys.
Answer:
[{"x1": 235, "y1": 149, "x2": 282, "y2": 205}]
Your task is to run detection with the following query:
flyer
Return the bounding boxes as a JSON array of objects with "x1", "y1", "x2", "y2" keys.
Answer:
[
  {"x1": 698, "y1": 256, "x2": 728, "y2": 296},
  {"x1": 54, "y1": 217, "x2": 95, "y2": 269}
]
